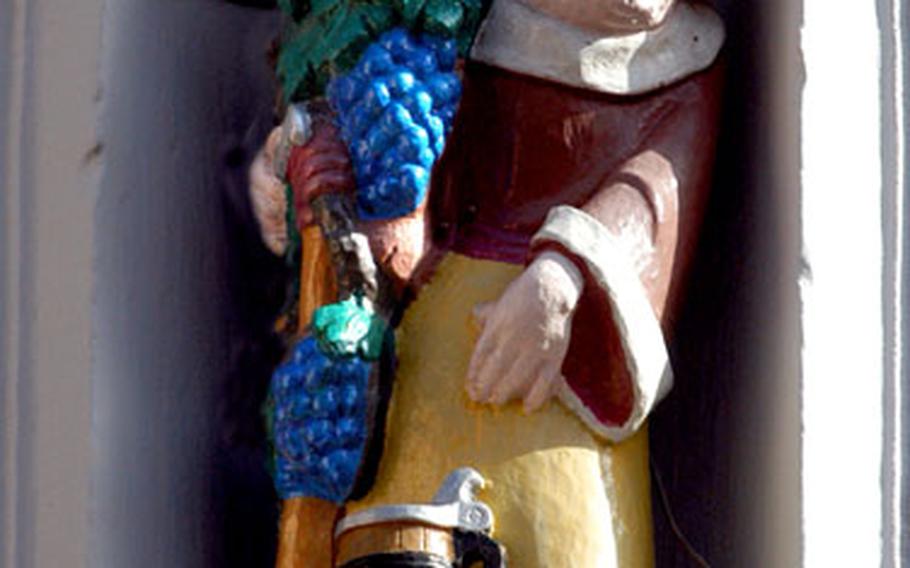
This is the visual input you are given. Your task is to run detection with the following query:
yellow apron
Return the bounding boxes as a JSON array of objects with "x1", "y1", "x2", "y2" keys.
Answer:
[{"x1": 349, "y1": 253, "x2": 654, "y2": 567}]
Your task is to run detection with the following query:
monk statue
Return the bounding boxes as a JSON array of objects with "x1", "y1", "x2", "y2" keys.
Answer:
[{"x1": 249, "y1": 0, "x2": 724, "y2": 565}]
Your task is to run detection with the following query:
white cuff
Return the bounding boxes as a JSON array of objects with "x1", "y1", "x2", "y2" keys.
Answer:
[{"x1": 532, "y1": 205, "x2": 673, "y2": 442}]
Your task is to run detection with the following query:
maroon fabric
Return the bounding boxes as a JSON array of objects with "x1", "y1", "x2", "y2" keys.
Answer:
[
  {"x1": 531, "y1": 241, "x2": 634, "y2": 427},
  {"x1": 428, "y1": 60, "x2": 722, "y2": 430},
  {"x1": 452, "y1": 223, "x2": 530, "y2": 264},
  {"x1": 431, "y1": 61, "x2": 719, "y2": 264}
]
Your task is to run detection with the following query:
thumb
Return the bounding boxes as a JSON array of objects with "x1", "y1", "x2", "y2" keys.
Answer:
[{"x1": 472, "y1": 302, "x2": 494, "y2": 328}]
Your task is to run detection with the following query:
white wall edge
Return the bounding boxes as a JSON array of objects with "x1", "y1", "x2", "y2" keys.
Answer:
[
  {"x1": 882, "y1": 0, "x2": 906, "y2": 564},
  {"x1": 1, "y1": 0, "x2": 104, "y2": 566},
  {"x1": 801, "y1": 0, "x2": 886, "y2": 565}
]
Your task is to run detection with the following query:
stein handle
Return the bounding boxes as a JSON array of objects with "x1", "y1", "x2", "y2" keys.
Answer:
[{"x1": 454, "y1": 530, "x2": 506, "y2": 568}]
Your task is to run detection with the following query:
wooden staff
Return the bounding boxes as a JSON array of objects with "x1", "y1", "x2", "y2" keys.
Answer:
[
  {"x1": 274, "y1": 104, "x2": 389, "y2": 565},
  {"x1": 276, "y1": 226, "x2": 339, "y2": 568}
]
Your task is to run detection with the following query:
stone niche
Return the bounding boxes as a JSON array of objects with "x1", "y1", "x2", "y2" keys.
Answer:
[{"x1": 88, "y1": 0, "x2": 801, "y2": 566}]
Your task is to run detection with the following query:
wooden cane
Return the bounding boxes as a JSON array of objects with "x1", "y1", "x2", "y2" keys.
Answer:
[
  {"x1": 274, "y1": 103, "x2": 392, "y2": 568},
  {"x1": 276, "y1": 225, "x2": 339, "y2": 568}
]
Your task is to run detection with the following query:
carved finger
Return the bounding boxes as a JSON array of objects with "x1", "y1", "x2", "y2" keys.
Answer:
[
  {"x1": 288, "y1": 123, "x2": 346, "y2": 158},
  {"x1": 467, "y1": 325, "x2": 497, "y2": 387},
  {"x1": 301, "y1": 139, "x2": 350, "y2": 162},
  {"x1": 295, "y1": 152, "x2": 351, "y2": 182},
  {"x1": 308, "y1": 121, "x2": 342, "y2": 145},
  {"x1": 523, "y1": 367, "x2": 563, "y2": 414},
  {"x1": 472, "y1": 302, "x2": 494, "y2": 329},
  {"x1": 489, "y1": 356, "x2": 542, "y2": 406},
  {"x1": 287, "y1": 144, "x2": 350, "y2": 190},
  {"x1": 468, "y1": 339, "x2": 507, "y2": 402},
  {"x1": 299, "y1": 170, "x2": 355, "y2": 202}
]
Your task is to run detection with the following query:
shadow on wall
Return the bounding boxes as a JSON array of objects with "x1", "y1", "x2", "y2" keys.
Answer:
[
  {"x1": 214, "y1": 8, "x2": 286, "y2": 568},
  {"x1": 650, "y1": 0, "x2": 802, "y2": 566},
  {"x1": 93, "y1": 2, "x2": 282, "y2": 567}
]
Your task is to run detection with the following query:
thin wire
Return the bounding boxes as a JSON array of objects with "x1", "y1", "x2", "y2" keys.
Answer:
[{"x1": 650, "y1": 456, "x2": 711, "y2": 568}]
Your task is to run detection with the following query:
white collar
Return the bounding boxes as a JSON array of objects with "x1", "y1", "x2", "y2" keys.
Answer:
[{"x1": 470, "y1": 0, "x2": 725, "y2": 95}]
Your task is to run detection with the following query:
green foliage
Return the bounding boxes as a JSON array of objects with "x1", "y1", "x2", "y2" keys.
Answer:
[
  {"x1": 277, "y1": 0, "x2": 487, "y2": 102},
  {"x1": 278, "y1": 3, "x2": 391, "y2": 102},
  {"x1": 278, "y1": 0, "x2": 309, "y2": 20},
  {"x1": 422, "y1": 0, "x2": 463, "y2": 36},
  {"x1": 396, "y1": 0, "x2": 428, "y2": 27},
  {"x1": 312, "y1": 296, "x2": 388, "y2": 360}
]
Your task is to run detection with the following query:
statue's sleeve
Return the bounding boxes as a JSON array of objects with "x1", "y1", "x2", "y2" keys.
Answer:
[{"x1": 529, "y1": 65, "x2": 722, "y2": 442}]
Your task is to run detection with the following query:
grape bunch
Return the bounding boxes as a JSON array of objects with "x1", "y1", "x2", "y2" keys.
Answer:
[
  {"x1": 268, "y1": 337, "x2": 371, "y2": 503},
  {"x1": 327, "y1": 28, "x2": 462, "y2": 220}
]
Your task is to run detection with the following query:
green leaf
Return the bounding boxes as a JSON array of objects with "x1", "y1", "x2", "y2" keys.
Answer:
[
  {"x1": 360, "y1": 3, "x2": 398, "y2": 34},
  {"x1": 278, "y1": 7, "x2": 333, "y2": 99},
  {"x1": 320, "y1": 5, "x2": 372, "y2": 75},
  {"x1": 278, "y1": 0, "x2": 310, "y2": 21},
  {"x1": 311, "y1": 296, "x2": 388, "y2": 360},
  {"x1": 277, "y1": 0, "x2": 294, "y2": 16},
  {"x1": 455, "y1": 0, "x2": 485, "y2": 55},
  {"x1": 309, "y1": 0, "x2": 340, "y2": 18},
  {"x1": 422, "y1": 0, "x2": 464, "y2": 37},
  {"x1": 398, "y1": 0, "x2": 428, "y2": 27},
  {"x1": 278, "y1": 0, "x2": 488, "y2": 100},
  {"x1": 279, "y1": 1, "x2": 400, "y2": 101}
]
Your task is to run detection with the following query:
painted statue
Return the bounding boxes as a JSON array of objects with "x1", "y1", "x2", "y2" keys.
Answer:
[{"x1": 248, "y1": 0, "x2": 724, "y2": 565}]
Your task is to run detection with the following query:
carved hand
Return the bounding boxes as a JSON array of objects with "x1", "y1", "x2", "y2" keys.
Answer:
[
  {"x1": 466, "y1": 251, "x2": 584, "y2": 413},
  {"x1": 287, "y1": 121, "x2": 356, "y2": 230},
  {"x1": 286, "y1": 120, "x2": 429, "y2": 288},
  {"x1": 249, "y1": 127, "x2": 289, "y2": 256}
]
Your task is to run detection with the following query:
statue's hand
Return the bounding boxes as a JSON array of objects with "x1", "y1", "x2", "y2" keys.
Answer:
[
  {"x1": 287, "y1": 120, "x2": 430, "y2": 289},
  {"x1": 466, "y1": 251, "x2": 583, "y2": 413},
  {"x1": 249, "y1": 127, "x2": 289, "y2": 256},
  {"x1": 359, "y1": 210, "x2": 430, "y2": 292},
  {"x1": 286, "y1": 122, "x2": 355, "y2": 230}
]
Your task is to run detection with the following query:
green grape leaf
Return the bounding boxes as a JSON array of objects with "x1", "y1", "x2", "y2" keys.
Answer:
[
  {"x1": 361, "y1": 3, "x2": 398, "y2": 34},
  {"x1": 310, "y1": 0, "x2": 340, "y2": 18},
  {"x1": 422, "y1": 0, "x2": 464, "y2": 37},
  {"x1": 279, "y1": 1, "x2": 400, "y2": 101},
  {"x1": 278, "y1": 0, "x2": 310, "y2": 21},
  {"x1": 277, "y1": 10, "x2": 329, "y2": 100},
  {"x1": 456, "y1": 0, "x2": 486, "y2": 54},
  {"x1": 277, "y1": 0, "x2": 294, "y2": 16},
  {"x1": 397, "y1": 0, "x2": 429, "y2": 27},
  {"x1": 279, "y1": 0, "x2": 489, "y2": 101},
  {"x1": 324, "y1": 5, "x2": 371, "y2": 60},
  {"x1": 311, "y1": 296, "x2": 388, "y2": 361}
]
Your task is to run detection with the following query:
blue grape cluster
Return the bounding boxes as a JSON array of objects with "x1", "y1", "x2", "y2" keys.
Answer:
[
  {"x1": 268, "y1": 337, "x2": 371, "y2": 503},
  {"x1": 327, "y1": 28, "x2": 462, "y2": 220}
]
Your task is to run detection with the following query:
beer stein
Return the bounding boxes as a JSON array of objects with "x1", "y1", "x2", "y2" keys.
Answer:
[{"x1": 334, "y1": 469, "x2": 506, "y2": 567}]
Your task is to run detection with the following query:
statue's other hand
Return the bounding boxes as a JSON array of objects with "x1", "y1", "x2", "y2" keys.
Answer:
[
  {"x1": 286, "y1": 122, "x2": 355, "y2": 230},
  {"x1": 466, "y1": 252, "x2": 583, "y2": 413},
  {"x1": 359, "y1": 209, "x2": 431, "y2": 293},
  {"x1": 249, "y1": 127, "x2": 289, "y2": 256}
]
